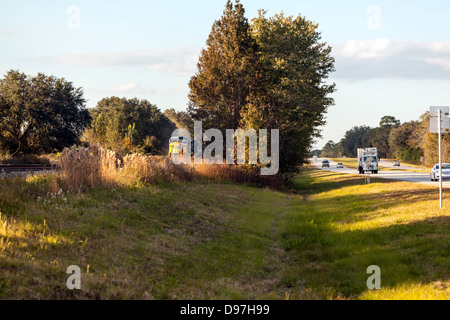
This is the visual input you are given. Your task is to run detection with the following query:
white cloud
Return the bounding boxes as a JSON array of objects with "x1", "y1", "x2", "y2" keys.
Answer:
[
  {"x1": 332, "y1": 39, "x2": 450, "y2": 80},
  {"x1": 46, "y1": 47, "x2": 201, "y2": 76},
  {"x1": 108, "y1": 83, "x2": 156, "y2": 95}
]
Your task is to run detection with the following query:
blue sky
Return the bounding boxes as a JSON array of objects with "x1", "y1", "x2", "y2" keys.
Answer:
[{"x1": 1, "y1": 0, "x2": 450, "y2": 148}]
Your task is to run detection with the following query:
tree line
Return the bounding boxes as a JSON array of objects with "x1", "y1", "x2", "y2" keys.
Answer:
[
  {"x1": 319, "y1": 115, "x2": 449, "y2": 166},
  {"x1": 1, "y1": 0, "x2": 335, "y2": 174}
]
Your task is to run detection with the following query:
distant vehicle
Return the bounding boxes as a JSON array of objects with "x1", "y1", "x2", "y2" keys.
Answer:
[
  {"x1": 168, "y1": 136, "x2": 190, "y2": 157},
  {"x1": 322, "y1": 159, "x2": 330, "y2": 168},
  {"x1": 357, "y1": 148, "x2": 378, "y2": 174},
  {"x1": 430, "y1": 163, "x2": 450, "y2": 181},
  {"x1": 336, "y1": 163, "x2": 344, "y2": 168},
  {"x1": 394, "y1": 161, "x2": 401, "y2": 167}
]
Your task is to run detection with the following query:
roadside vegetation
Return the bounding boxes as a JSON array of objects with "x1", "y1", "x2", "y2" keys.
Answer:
[
  {"x1": 0, "y1": 167, "x2": 448, "y2": 299},
  {"x1": 0, "y1": 0, "x2": 447, "y2": 301},
  {"x1": 318, "y1": 115, "x2": 449, "y2": 167}
]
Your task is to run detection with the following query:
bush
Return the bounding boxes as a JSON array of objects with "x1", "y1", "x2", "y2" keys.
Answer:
[{"x1": 58, "y1": 145, "x2": 285, "y2": 191}]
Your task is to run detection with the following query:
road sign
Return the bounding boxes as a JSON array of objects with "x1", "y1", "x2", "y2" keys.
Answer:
[
  {"x1": 430, "y1": 106, "x2": 450, "y2": 117},
  {"x1": 430, "y1": 116, "x2": 450, "y2": 133},
  {"x1": 430, "y1": 107, "x2": 449, "y2": 209}
]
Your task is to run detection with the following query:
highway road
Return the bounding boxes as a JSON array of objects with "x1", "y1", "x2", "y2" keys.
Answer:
[
  {"x1": 313, "y1": 158, "x2": 450, "y2": 189},
  {"x1": 378, "y1": 159, "x2": 423, "y2": 171}
]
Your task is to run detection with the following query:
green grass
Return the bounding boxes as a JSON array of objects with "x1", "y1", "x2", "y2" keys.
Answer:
[{"x1": 0, "y1": 169, "x2": 448, "y2": 299}]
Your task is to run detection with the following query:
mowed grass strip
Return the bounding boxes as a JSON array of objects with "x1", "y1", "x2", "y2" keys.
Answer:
[
  {"x1": 285, "y1": 169, "x2": 449, "y2": 299},
  {"x1": 0, "y1": 169, "x2": 448, "y2": 299}
]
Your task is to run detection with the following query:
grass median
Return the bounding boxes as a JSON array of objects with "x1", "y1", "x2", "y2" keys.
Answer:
[{"x1": 0, "y1": 168, "x2": 448, "y2": 299}]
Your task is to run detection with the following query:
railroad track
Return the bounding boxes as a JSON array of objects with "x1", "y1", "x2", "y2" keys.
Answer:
[{"x1": 0, "y1": 164, "x2": 60, "y2": 174}]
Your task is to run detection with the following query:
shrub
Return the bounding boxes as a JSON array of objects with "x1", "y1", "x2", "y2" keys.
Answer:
[{"x1": 58, "y1": 145, "x2": 284, "y2": 192}]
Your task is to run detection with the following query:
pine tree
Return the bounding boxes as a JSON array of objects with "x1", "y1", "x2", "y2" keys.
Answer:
[{"x1": 188, "y1": 0, "x2": 262, "y2": 131}]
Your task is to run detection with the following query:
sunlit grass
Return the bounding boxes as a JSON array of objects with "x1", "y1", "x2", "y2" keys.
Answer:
[
  {"x1": 0, "y1": 167, "x2": 448, "y2": 299},
  {"x1": 360, "y1": 282, "x2": 449, "y2": 300},
  {"x1": 286, "y1": 169, "x2": 449, "y2": 300}
]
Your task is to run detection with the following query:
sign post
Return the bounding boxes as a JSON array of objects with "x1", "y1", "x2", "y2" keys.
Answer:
[
  {"x1": 430, "y1": 106, "x2": 450, "y2": 209},
  {"x1": 438, "y1": 109, "x2": 443, "y2": 208}
]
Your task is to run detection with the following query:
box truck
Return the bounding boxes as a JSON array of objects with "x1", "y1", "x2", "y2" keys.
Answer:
[{"x1": 357, "y1": 148, "x2": 378, "y2": 174}]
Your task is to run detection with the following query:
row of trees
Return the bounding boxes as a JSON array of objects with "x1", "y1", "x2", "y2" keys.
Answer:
[
  {"x1": 1, "y1": 1, "x2": 335, "y2": 175},
  {"x1": 0, "y1": 70, "x2": 188, "y2": 157},
  {"x1": 320, "y1": 115, "x2": 449, "y2": 166}
]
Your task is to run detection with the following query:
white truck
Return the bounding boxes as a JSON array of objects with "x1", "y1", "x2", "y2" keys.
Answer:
[{"x1": 357, "y1": 148, "x2": 379, "y2": 174}]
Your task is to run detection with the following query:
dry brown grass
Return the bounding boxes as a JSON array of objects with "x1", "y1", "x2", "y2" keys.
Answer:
[
  {"x1": 58, "y1": 145, "x2": 284, "y2": 191},
  {"x1": 194, "y1": 162, "x2": 284, "y2": 188},
  {"x1": 58, "y1": 145, "x2": 195, "y2": 191},
  {"x1": 58, "y1": 145, "x2": 117, "y2": 191}
]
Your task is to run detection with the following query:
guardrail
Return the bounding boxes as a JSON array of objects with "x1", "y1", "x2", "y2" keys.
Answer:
[{"x1": 0, "y1": 164, "x2": 61, "y2": 173}]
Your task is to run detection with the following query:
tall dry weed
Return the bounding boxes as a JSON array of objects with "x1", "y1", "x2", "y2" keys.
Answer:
[{"x1": 59, "y1": 145, "x2": 283, "y2": 191}]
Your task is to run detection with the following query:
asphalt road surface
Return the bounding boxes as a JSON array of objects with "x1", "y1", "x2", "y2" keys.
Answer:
[
  {"x1": 378, "y1": 159, "x2": 422, "y2": 171},
  {"x1": 313, "y1": 158, "x2": 450, "y2": 189}
]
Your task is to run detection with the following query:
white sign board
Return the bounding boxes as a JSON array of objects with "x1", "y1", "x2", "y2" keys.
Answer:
[
  {"x1": 429, "y1": 106, "x2": 449, "y2": 209},
  {"x1": 430, "y1": 106, "x2": 450, "y2": 117},
  {"x1": 430, "y1": 116, "x2": 450, "y2": 133}
]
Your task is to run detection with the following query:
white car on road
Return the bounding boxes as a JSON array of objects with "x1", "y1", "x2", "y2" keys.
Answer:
[
  {"x1": 336, "y1": 163, "x2": 344, "y2": 168},
  {"x1": 430, "y1": 163, "x2": 450, "y2": 181}
]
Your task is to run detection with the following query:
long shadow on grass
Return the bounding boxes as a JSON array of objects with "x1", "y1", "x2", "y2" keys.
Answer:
[
  {"x1": 293, "y1": 169, "x2": 397, "y2": 195},
  {"x1": 283, "y1": 173, "x2": 449, "y2": 298},
  {"x1": 282, "y1": 215, "x2": 449, "y2": 298}
]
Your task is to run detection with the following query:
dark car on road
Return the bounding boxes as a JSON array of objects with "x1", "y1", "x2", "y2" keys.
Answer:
[{"x1": 322, "y1": 160, "x2": 330, "y2": 168}]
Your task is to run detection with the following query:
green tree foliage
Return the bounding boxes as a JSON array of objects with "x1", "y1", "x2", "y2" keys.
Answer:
[
  {"x1": 188, "y1": 0, "x2": 261, "y2": 132},
  {"x1": 321, "y1": 141, "x2": 336, "y2": 158},
  {"x1": 164, "y1": 108, "x2": 194, "y2": 133},
  {"x1": 421, "y1": 114, "x2": 450, "y2": 165},
  {"x1": 340, "y1": 126, "x2": 373, "y2": 157},
  {"x1": 388, "y1": 121, "x2": 423, "y2": 162},
  {"x1": 188, "y1": 1, "x2": 335, "y2": 173},
  {"x1": 371, "y1": 116, "x2": 400, "y2": 158},
  {"x1": 310, "y1": 149, "x2": 322, "y2": 157},
  {"x1": 337, "y1": 113, "x2": 450, "y2": 165},
  {"x1": 88, "y1": 97, "x2": 175, "y2": 155},
  {"x1": 0, "y1": 70, "x2": 90, "y2": 155},
  {"x1": 379, "y1": 115, "x2": 400, "y2": 127},
  {"x1": 246, "y1": 11, "x2": 336, "y2": 172},
  {"x1": 321, "y1": 140, "x2": 341, "y2": 158}
]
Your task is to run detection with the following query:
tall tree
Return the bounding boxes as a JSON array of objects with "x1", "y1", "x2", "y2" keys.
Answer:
[
  {"x1": 380, "y1": 115, "x2": 400, "y2": 127},
  {"x1": 0, "y1": 70, "x2": 90, "y2": 155},
  {"x1": 321, "y1": 140, "x2": 337, "y2": 158},
  {"x1": 372, "y1": 115, "x2": 400, "y2": 158},
  {"x1": 388, "y1": 121, "x2": 423, "y2": 162},
  {"x1": 340, "y1": 125, "x2": 373, "y2": 157},
  {"x1": 188, "y1": 2, "x2": 335, "y2": 173},
  {"x1": 244, "y1": 11, "x2": 335, "y2": 172},
  {"x1": 188, "y1": 0, "x2": 261, "y2": 131}
]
